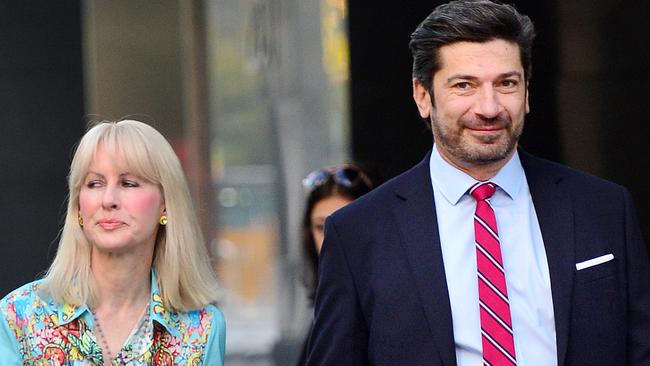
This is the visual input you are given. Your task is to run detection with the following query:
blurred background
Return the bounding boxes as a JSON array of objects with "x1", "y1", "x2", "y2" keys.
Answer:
[{"x1": 1, "y1": 1, "x2": 648, "y2": 365}]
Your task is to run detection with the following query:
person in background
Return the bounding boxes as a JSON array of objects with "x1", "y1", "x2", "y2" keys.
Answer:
[
  {"x1": 297, "y1": 164, "x2": 375, "y2": 365},
  {"x1": 0, "y1": 120, "x2": 226, "y2": 365}
]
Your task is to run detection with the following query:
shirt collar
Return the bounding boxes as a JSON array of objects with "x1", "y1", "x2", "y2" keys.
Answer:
[
  {"x1": 55, "y1": 292, "x2": 88, "y2": 326},
  {"x1": 55, "y1": 269, "x2": 180, "y2": 337},
  {"x1": 429, "y1": 144, "x2": 525, "y2": 205}
]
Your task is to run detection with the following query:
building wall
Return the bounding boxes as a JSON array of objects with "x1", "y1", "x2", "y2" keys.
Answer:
[{"x1": 0, "y1": 1, "x2": 85, "y2": 296}]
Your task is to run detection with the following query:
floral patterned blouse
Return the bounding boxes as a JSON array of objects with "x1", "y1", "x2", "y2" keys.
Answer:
[{"x1": 0, "y1": 274, "x2": 226, "y2": 365}]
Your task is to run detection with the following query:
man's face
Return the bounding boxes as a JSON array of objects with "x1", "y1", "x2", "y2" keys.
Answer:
[{"x1": 413, "y1": 39, "x2": 529, "y2": 170}]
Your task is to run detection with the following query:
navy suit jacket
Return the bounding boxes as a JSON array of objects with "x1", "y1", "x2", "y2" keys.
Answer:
[{"x1": 306, "y1": 151, "x2": 650, "y2": 365}]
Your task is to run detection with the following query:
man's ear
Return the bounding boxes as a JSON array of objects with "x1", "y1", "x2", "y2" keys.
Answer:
[{"x1": 413, "y1": 79, "x2": 432, "y2": 119}]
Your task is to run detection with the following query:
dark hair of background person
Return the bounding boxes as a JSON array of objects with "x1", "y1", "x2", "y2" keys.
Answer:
[
  {"x1": 301, "y1": 167, "x2": 377, "y2": 303},
  {"x1": 409, "y1": 0, "x2": 535, "y2": 128}
]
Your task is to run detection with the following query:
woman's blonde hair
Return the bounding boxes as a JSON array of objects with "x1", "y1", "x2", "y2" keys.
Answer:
[{"x1": 45, "y1": 119, "x2": 219, "y2": 312}]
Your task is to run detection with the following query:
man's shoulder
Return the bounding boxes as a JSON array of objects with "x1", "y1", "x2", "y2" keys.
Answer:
[
  {"x1": 331, "y1": 156, "x2": 430, "y2": 224},
  {"x1": 522, "y1": 151, "x2": 624, "y2": 188}
]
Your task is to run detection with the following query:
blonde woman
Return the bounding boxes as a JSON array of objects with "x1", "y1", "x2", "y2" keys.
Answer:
[{"x1": 0, "y1": 120, "x2": 225, "y2": 365}]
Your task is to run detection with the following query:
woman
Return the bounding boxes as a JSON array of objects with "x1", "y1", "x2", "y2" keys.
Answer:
[
  {"x1": 0, "y1": 120, "x2": 225, "y2": 365},
  {"x1": 301, "y1": 164, "x2": 376, "y2": 301},
  {"x1": 298, "y1": 163, "x2": 375, "y2": 364}
]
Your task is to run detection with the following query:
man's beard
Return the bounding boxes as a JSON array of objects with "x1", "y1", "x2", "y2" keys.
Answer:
[{"x1": 431, "y1": 114, "x2": 523, "y2": 166}]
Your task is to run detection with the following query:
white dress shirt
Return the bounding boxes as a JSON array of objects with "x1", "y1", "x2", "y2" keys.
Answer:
[{"x1": 429, "y1": 145, "x2": 557, "y2": 366}]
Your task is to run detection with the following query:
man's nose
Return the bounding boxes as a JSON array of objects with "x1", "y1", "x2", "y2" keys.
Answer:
[{"x1": 474, "y1": 86, "x2": 503, "y2": 119}]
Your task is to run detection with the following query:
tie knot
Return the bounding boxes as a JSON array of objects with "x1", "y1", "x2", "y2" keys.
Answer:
[{"x1": 470, "y1": 182, "x2": 496, "y2": 201}]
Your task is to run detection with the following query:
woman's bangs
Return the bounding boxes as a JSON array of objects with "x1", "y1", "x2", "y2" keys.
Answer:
[{"x1": 99, "y1": 125, "x2": 160, "y2": 185}]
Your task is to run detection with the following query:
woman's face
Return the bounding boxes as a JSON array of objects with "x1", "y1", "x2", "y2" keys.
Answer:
[
  {"x1": 78, "y1": 145, "x2": 164, "y2": 254},
  {"x1": 310, "y1": 195, "x2": 353, "y2": 255}
]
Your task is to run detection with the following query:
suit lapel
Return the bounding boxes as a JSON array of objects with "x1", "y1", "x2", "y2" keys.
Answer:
[
  {"x1": 391, "y1": 154, "x2": 457, "y2": 366},
  {"x1": 521, "y1": 152, "x2": 575, "y2": 366}
]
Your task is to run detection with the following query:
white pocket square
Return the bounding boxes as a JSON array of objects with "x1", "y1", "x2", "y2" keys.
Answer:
[{"x1": 575, "y1": 254, "x2": 614, "y2": 270}]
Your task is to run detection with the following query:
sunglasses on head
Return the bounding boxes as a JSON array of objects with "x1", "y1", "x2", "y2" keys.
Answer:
[{"x1": 302, "y1": 164, "x2": 374, "y2": 192}]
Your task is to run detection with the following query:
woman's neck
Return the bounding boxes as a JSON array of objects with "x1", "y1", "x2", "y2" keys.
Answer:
[{"x1": 91, "y1": 248, "x2": 153, "y2": 312}]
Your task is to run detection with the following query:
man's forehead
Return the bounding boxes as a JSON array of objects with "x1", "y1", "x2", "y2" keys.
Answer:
[
  {"x1": 435, "y1": 39, "x2": 523, "y2": 77},
  {"x1": 438, "y1": 39, "x2": 523, "y2": 68}
]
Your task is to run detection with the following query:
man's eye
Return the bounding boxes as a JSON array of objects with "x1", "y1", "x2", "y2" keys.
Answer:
[
  {"x1": 500, "y1": 79, "x2": 517, "y2": 88},
  {"x1": 454, "y1": 82, "x2": 471, "y2": 90}
]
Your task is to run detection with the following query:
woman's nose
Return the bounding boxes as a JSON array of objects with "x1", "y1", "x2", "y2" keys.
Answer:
[{"x1": 101, "y1": 185, "x2": 120, "y2": 209}]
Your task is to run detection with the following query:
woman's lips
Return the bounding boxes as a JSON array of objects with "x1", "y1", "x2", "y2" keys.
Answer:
[{"x1": 97, "y1": 219, "x2": 124, "y2": 230}]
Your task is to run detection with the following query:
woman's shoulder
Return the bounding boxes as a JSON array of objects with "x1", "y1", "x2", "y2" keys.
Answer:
[
  {"x1": 199, "y1": 304, "x2": 226, "y2": 363},
  {"x1": 0, "y1": 279, "x2": 54, "y2": 327},
  {"x1": 163, "y1": 303, "x2": 226, "y2": 360},
  {"x1": 203, "y1": 303, "x2": 225, "y2": 325},
  {"x1": 1, "y1": 279, "x2": 48, "y2": 309},
  {"x1": 173, "y1": 303, "x2": 225, "y2": 330}
]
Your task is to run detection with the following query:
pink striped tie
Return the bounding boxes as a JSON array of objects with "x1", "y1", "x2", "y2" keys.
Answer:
[{"x1": 470, "y1": 182, "x2": 516, "y2": 365}]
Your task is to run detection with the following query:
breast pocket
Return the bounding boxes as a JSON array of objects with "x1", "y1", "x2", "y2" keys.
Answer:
[{"x1": 575, "y1": 257, "x2": 618, "y2": 283}]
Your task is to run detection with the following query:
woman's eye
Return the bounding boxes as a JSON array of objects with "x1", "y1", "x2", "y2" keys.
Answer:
[
  {"x1": 86, "y1": 180, "x2": 102, "y2": 188},
  {"x1": 122, "y1": 180, "x2": 140, "y2": 188}
]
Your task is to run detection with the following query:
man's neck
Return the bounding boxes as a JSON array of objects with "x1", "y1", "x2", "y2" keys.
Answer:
[{"x1": 436, "y1": 145, "x2": 516, "y2": 181}]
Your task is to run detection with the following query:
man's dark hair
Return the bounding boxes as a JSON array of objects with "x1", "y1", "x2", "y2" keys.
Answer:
[{"x1": 409, "y1": 0, "x2": 535, "y2": 94}]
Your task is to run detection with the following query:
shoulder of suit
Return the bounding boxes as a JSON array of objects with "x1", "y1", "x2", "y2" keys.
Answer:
[
  {"x1": 330, "y1": 160, "x2": 426, "y2": 224},
  {"x1": 521, "y1": 151, "x2": 626, "y2": 193}
]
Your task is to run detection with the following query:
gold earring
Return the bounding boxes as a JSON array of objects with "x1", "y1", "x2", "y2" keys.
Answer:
[
  {"x1": 77, "y1": 213, "x2": 84, "y2": 227},
  {"x1": 159, "y1": 215, "x2": 168, "y2": 226}
]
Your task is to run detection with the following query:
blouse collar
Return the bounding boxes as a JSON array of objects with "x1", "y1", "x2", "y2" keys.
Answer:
[{"x1": 54, "y1": 270, "x2": 180, "y2": 337}]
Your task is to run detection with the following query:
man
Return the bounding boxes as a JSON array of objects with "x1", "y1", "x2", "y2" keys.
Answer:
[{"x1": 306, "y1": 1, "x2": 650, "y2": 365}]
